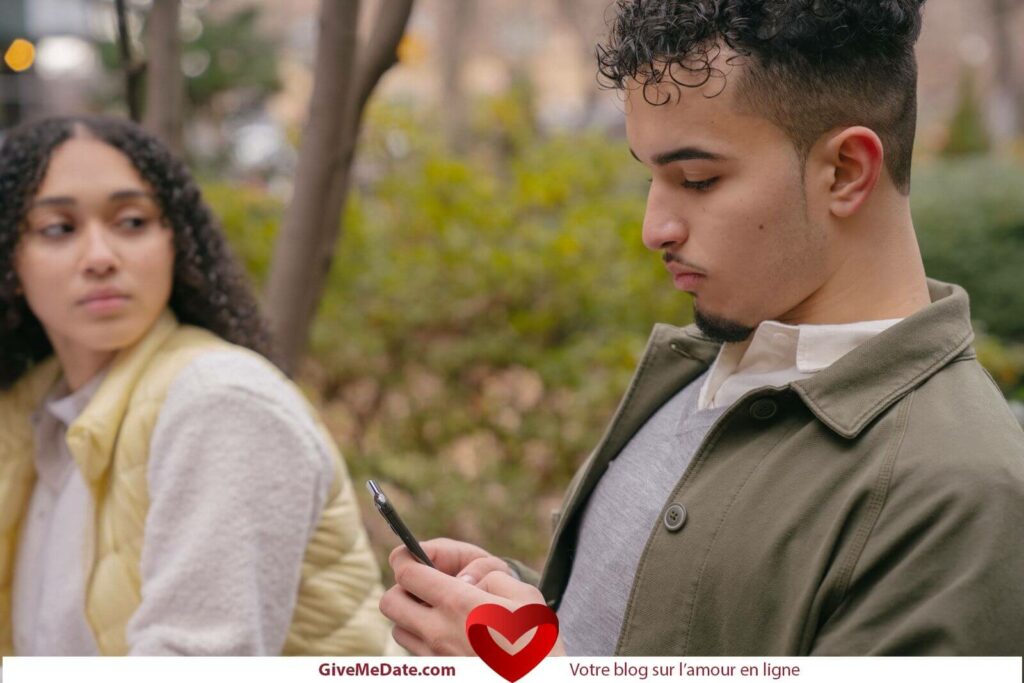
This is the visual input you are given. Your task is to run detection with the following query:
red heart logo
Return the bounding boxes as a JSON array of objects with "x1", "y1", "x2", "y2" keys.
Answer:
[{"x1": 465, "y1": 603, "x2": 559, "y2": 682}]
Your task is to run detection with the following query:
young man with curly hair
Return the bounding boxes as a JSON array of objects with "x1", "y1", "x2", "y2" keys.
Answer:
[{"x1": 381, "y1": 0, "x2": 1024, "y2": 655}]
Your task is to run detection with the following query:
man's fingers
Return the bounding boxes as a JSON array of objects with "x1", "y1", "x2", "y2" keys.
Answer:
[
  {"x1": 379, "y1": 583, "x2": 442, "y2": 640},
  {"x1": 392, "y1": 625, "x2": 432, "y2": 657},
  {"x1": 420, "y1": 538, "x2": 495, "y2": 576},
  {"x1": 382, "y1": 581, "x2": 476, "y2": 656},
  {"x1": 456, "y1": 557, "x2": 515, "y2": 585},
  {"x1": 476, "y1": 569, "x2": 546, "y2": 603},
  {"x1": 392, "y1": 555, "x2": 476, "y2": 609},
  {"x1": 389, "y1": 538, "x2": 496, "y2": 577}
]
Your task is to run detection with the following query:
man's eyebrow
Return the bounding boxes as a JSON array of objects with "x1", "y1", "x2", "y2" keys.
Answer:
[{"x1": 629, "y1": 146, "x2": 728, "y2": 165}]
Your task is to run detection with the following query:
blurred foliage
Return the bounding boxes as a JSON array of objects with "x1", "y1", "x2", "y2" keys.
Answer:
[
  {"x1": 96, "y1": 6, "x2": 280, "y2": 119},
  {"x1": 209, "y1": 101, "x2": 1024, "y2": 572},
  {"x1": 912, "y1": 158, "x2": 1024, "y2": 343},
  {"x1": 180, "y1": 7, "x2": 280, "y2": 112},
  {"x1": 940, "y1": 71, "x2": 991, "y2": 157},
  {"x1": 974, "y1": 334, "x2": 1024, "y2": 402}
]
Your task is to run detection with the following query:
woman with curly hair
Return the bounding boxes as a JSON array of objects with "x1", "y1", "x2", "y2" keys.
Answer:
[{"x1": 0, "y1": 115, "x2": 394, "y2": 656}]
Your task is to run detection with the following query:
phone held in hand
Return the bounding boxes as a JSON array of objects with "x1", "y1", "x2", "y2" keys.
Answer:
[{"x1": 366, "y1": 479, "x2": 436, "y2": 569}]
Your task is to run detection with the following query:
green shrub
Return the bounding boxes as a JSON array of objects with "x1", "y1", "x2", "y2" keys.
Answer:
[
  {"x1": 912, "y1": 157, "x2": 1024, "y2": 344},
  {"x1": 940, "y1": 71, "x2": 990, "y2": 157}
]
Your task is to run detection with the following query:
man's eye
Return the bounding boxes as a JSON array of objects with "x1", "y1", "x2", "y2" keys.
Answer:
[{"x1": 681, "y1": 178, "x2": 719, "y2": 192}]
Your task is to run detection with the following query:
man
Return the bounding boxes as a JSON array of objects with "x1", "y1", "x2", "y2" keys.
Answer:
[{"x1": 380, "y1": 0, "x2": 1024, "y2": 655}]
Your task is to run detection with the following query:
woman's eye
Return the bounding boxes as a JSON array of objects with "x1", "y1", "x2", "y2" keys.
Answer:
[
  {"x1": 37, "y1": 223, "x2": 74, "y2": 238},
  {"x1": 118, "y1": 216, "x2": 149, "y2": 230},
  {"x1": 682, "y1": 177, "x2": 719, "y2": 192}
]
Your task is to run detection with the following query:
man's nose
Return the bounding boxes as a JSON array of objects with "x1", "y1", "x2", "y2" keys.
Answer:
[
  {"x1": 80, "y1": 222, "x2": 119, "y2": 276},
  {"x1": 641, "y1": 183, "x2": 688, "y2": 251}
]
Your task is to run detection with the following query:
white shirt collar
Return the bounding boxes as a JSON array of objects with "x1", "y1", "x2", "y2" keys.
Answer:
[
  {"x1": 698, "y1": 318, "x2": 903, "y2": 410},
  {"x1": 30, "y1": 370, "x2": 108, "y2": 493}
]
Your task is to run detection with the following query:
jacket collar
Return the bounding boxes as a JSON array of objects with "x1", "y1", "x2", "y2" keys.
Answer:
[
  {"x1": 65, "y1": 310, "x2": 179, "y2": 483},
  {"x1": 789, "y1": 279, "x2": 974, "y2": 438},
  {"x1": 665, "y1": 278, "x2": 975, "y2": 439}
]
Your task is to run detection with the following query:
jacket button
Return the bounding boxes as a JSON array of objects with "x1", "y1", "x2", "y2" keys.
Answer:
[
  {"x1": 663, "y1": 503, "x2": 687, "y2": 531},
  {"x1": 749, "y1": 398, "x2": 778, "y2": 420}
]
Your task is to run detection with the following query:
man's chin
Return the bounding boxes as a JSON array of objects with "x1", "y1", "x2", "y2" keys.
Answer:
[{"x1": 693, "y1": 306, "x2": 754, "y2": 343}]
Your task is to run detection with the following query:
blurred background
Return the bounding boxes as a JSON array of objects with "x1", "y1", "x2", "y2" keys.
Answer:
[{"x1": 3, "y1": 0, "x2": 1024, "y2": 573}]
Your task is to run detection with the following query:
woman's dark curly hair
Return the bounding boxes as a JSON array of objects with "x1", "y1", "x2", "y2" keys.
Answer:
[
  {"x1": 597, "y1": 0, "x2": 928, "y2": 193},
  {"x1": 0, "y1": 115, "x2": 273, "y2": 389}
]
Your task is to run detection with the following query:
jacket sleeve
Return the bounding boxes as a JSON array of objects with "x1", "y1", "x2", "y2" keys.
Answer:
[
  {"x1": 503, "y1": 558, "x2": 541, "y2": 587},
  {"x1": 125, "y1": 358, "x2": 331, "y2": 655},
  {"x1": 810, "y1": 438, "x2": 1024, "y2": 655}
]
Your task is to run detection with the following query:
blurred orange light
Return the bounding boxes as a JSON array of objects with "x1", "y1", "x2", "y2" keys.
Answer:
[
  {"x1": 5, "y1": 38, "x2": 36, "y2": 72},
  {"x1": 397, "y1": 34, "x2": 427, "y2": 66}
]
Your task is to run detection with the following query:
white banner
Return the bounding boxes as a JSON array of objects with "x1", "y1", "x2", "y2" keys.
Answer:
[{"x1": 1, "y1": 656, "x2": 1021, "y2": 683}]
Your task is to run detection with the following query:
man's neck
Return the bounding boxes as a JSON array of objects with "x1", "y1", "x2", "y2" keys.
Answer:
[{"x1": 777, "y1": 204, "x2": 931, "y2": 326}]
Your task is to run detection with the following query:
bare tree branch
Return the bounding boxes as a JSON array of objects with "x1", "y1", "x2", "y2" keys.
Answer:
[
  {"x1": 351, "y1": 0, "x2": 415, "y2": 117},
  {"x1": 143, "y1": 0, "x2": 184, "y2": 154},
  {"x1": 114, "y1": 0, "x2": 144, "y2": 121}
]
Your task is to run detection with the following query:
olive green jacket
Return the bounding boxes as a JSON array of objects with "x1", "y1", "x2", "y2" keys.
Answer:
[{"x1": 537, "y1": 279, "x2": 1024, "y2": 655}]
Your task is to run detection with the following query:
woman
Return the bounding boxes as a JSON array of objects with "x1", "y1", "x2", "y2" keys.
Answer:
[{"x1": 0, "y1": 115, "x2": 393, "y2": 656}]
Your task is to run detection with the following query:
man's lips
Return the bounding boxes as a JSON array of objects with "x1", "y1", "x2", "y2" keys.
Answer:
[
  {"x1": 662, "y1": 256, "x2": 705, "y2": 291},
  {"x1": 673, "y1": 272, "x2": 705, "y2": 291}
]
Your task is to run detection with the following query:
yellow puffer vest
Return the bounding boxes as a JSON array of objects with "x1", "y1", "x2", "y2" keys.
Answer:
[{"x1": 0, "y1": 312, "x2": 394, "y2": 655}]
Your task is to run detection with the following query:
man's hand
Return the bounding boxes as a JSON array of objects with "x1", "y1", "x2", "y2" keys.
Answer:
[{"x1": 379, "y1": 538, "x2": 566, "y2": 656}]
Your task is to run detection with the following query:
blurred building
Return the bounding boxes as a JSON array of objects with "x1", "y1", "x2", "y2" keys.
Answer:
[
  {"x1": 3, "y1": 0, "x2": 1022, "y2": 153},
  {"x1": 1, "y1": 0, "x2": 104, "y2": 128},
  {"x1": 256, "y1": 0, "x2": 1024, "y2": 149}
]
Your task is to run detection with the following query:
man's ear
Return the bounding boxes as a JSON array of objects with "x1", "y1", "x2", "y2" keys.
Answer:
[{"x1": 820, "y1": 126, "x2": 885, "y2": 218}]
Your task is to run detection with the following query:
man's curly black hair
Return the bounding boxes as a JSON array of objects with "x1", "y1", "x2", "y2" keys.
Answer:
[
  {"x1": 0, "y1": 115, "x2": 273, "y2": 388},
  {"x1": 597, "y1": 0, "x2": 927, "y2": 193}
]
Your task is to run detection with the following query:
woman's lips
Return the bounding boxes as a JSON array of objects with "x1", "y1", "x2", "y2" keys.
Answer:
[{"x1": 81, "y1": 294, "x2": 130, "y2": 314}]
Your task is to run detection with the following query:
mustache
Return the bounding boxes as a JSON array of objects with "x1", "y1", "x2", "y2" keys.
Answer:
[{"x1": 662, "y1": 252, "x2": 702, "y2": 270}]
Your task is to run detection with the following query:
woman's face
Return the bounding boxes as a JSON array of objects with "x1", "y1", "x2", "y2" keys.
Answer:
[{"x1": 14, "y1": 136, "x2": 175, "y2": 363}]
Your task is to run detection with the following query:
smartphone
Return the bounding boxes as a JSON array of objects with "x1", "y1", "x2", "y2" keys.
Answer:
[{"x1": 366, "y1": 479, "x2": 436, "y2": 568}]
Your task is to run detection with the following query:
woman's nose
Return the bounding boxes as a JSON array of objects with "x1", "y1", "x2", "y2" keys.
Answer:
[{"x1": 80, "y1": 223, "x2": 119, "y2": 276}]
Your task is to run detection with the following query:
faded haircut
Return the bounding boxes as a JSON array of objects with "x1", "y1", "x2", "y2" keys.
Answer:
[{"x1": 597, "y1": 0, "x2": 926, "y2": 194}]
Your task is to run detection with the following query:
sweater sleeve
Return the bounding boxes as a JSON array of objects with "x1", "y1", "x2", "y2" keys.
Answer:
[{"x1": 125, "y1": 352, "x2": 333, "y2": 655}]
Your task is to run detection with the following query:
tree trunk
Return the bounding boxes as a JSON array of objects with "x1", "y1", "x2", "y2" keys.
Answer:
[
  {"x1": 265, "y1": 0, "x2": 361, "y2": 371},
  {"x1": 988, "y1": 0, "x2": 1023, "y2": 141},
  {"x1": 143, "y1": 0, "x2": 184, "y2": 154},
  {"x1": 440, "y1": 0, "x2": 474, "y2": 152},
  {"x1": 266, "y1": 0, "x2": 414, "y2": 372}
]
